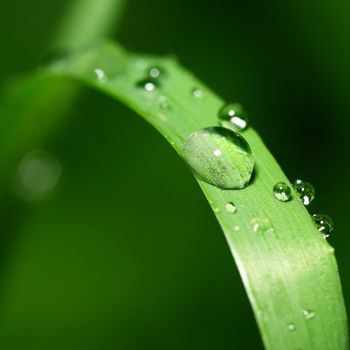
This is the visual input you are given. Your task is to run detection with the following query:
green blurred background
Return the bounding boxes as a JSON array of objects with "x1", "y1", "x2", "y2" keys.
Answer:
[{"x1": 0, "y1": 0, "x2": 349, "y2": 349}]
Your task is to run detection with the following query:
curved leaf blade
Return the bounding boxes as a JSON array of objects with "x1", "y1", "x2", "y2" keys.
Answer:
[{"x1": 0, "y1": 41, "x2": 348, "y2": 349}]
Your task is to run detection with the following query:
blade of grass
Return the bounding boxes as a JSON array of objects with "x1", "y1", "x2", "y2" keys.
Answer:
[
  {"x1": 0, "y1": 40, "x2": 348, "y2": 348},
  {"x1": 40, "y1": 41, "x2": 347, "y2": 350},
  {"x1": 53, "y1": 0, "x2": 126, "y2": 50}
]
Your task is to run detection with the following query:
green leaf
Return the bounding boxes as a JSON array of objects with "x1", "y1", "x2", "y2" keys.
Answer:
[{"x1": 1, "y1": 41, "x2": 349, "y2": 349}]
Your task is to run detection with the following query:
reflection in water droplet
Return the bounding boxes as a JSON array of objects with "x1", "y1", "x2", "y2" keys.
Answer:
[
  {"x1": 225, "y1": 202, "x2": 237, "y2": 213},
  {"x1": 251, "y1": 218, "x2": 273, "y2": 233},
  {"x1": 303, "y1": 309, "x2": 316, "y2": 320},
  {"x1": 182, "y1": 127, "x2": 254, "y2": 189},
  {"x1": 192, "y1": 88, "x2": 203, "y2": 98},
  {"x1": 218, "y1": 103, "x2": 249, "y2": 131},
  {"x1": 17, "y1": 150, "x2": 61, "y2": 201},
  {"x1": 293, "y1": 179, "x2": 315, "y2": 206},
  {"x1": 288, "y1": 323, "x2": 296, "y2": 332},
  {"x1": 94, "y1": 68, "x2": 107, "y2": 83},
  {"x1": 273, "y1": 182, "x2": 292, "y2": 202},
  {"x1": 312, "y1": 214, "x2": 333, "y2": 238}
]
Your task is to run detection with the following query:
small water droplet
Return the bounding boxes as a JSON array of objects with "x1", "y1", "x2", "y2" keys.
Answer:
[
  {"x1": 293, "y1": 179, "x2": 315, "y2": 206},
  {"x1": 16, "y1": 150, "x2": 61, "y2": 201},
  {"x1": 182, "y1": 127, "x2": 254, "y2": 189},
  {"x1": 303, "y1": 309, "x2": 316, "y2": 320},
  {"x1": 137, "y1": 79, "x2": 158, "y2": 92},
  {"x1": 273, "y1": 182, "x2": 292, "y2": 202},
  {"x1": 192, "y1": 88, "x2": 203, "y2": 98},
  {"x1": 148, "y1": 66, "x2": 163, "y2": 79},
  {"x1": 288, "y1": 323, "x2": 296, "y2": 332},
  {"x1": 251, "y1": 218, "x2": 273, "y2": 233},
  {"x1": 225, "y1": 202, "x2": 237, "y2": 213},
  {"x1": 213, "y1": 149, "x2": 222, "y2": 157},
  {"x1": 94, "y1": 68, "x2": 108, "y2": 83},
  {"x1": 160, "y1": 102, "x2": 169, "y2": 110},
  {"x1": 218, "y1": 103, "x2": 249, "y2": 132},
  {"x1": 158, "y1": 95, "x2": 170, "y2": 110},
  {"x1": 234, "y1": 225, "x2": 240, "y2": 232},
  {"x1": 312, "y1": 214, "x2": 333, "y2": 238}
]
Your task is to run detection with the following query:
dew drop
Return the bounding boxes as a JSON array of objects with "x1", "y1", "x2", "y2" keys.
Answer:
[
  {"x1": 182, "y1": 127, "x2": 254, "y2": 189},
  {"x1": 192, "y1": 88, "x2": 203, "y2": 98},
  {"x1": 137, "y1": 79, "x2": 158, "y2": 92},
  {"x1": 288, "y1": 323, "x2": 296, "y2": 332},
  {"x1": 159, "y1": 96, "x2": 170, "y2": 110},
  {"x1": 145, "y1": 82, "x2": 156, "y2": 92},
  {"x1": 234, "y1": 225, "x2": 240, "y2": 232},
  {"x1": 160, "y1": 101, "x2": 169, "y2": 110},
  {"x1": 251, "y1": 218, "x2": 273, "y2": 233},
  {"x1": 303, "y1": 309, "x2": 316, "y2": 320},
  {"x1": 312, "y1": 214, "x2": 333, "y2": 238},
  {"x1": 213, "y1": 149, "x2": 222, "y2": 157},
  {"x1": 218, "y1": 103, "x2": 249, "y2": 132},
  {"x1": 273, "y1": 182, "x2": 292, "y2": 202},
  {"x1": 94, "y1": 68, "x2": 108, "y2": 83},
  {"x1": 148, "y1": 66, "x2": 163, "y2": 79},
  {"x1": 16, "y1": 150, "x2": 61, "y2": 201},
  {"x1": 293, "y1": 179, "x2": 315, "y2": 206},
  {"x1": 225, "y1": 202, "x2": 237, "y2": 213}
]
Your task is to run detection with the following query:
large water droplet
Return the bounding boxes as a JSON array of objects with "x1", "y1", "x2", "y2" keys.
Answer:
[
  {"x1": 225, "y1": 202, "x2": 237, "y2": 213},
  {"x1": 303, "y1": 309, "x2": 316, "y2": 320},
  {"x1": 312, "y1": 214, "x2": 333, "y2": 238},
  {"x1": 16, "y1": 150, "x2": 61, "y2": 201},
  {"x1": 182, "y1": 127, "x2": 254, "y2": 189},
  {"x1": 293, "y1": 179, "x2": 315, "y2": 206},
  {"x1": 273, "y1": 182, "x2": 292, "y2": 202},
  {"x1": 218, "y1": 103, "x2": 249, "y2": 132}
]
